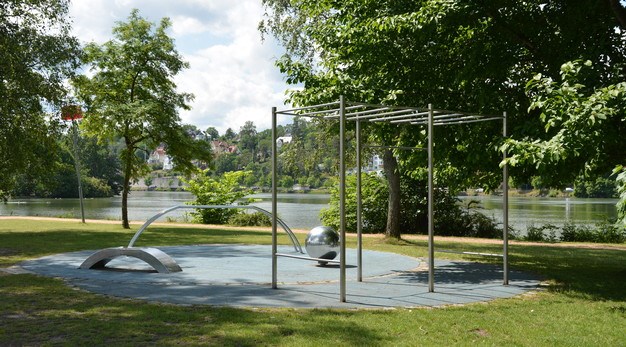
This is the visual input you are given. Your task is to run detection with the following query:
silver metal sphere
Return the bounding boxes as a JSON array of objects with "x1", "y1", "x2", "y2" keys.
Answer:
[{"x1": 305, "y1": 226, "x2": 340, "y2": 264}]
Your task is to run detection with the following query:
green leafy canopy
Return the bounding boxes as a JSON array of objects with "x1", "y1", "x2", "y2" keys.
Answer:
[
  {"x1": 0, "y1": 0, "x2": 81, "y2": 199},
  {"x1": 73, "y1": 9, "x2": 211, "y2": 228}
]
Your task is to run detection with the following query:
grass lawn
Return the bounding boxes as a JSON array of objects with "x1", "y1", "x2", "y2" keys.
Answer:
[{"x1": 1, "y1": 218, "x2": 625, "y2": 346}]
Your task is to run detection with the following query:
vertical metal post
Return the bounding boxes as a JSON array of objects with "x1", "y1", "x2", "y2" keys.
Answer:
[
  {"x1": 356, "y1": 120, "x2": 362, "y2": 282},
  {"x1": 71, "y1": 120, "x2": 85, "y2": 223},
  {"x1": 503, "y1": 112, "x2": 509, "y2": 285},
  {"x1": 271, "y1": 107, "x2": 278, "y2": 288},
  {"x1": 428, "y1": 104, "x2": 435, "y2": 292},
  {"x1": 339, "y1": 95, "x2": 347, "y2": 302}
]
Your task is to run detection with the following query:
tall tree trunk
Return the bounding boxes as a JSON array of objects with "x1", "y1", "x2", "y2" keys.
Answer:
[
  {"x1": 607, "y1": 0, "x2": 626, "y2": 30},
  {"x1": 383, "y1": 149, "x2": 401, "y2": 239},
  {"x1": 121, "y1": 148, "x2": 133, "y2": 229}
]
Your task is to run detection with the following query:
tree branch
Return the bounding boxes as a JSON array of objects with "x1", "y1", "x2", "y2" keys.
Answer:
[
  {"x1": 607, "y1": 0, "x2": 626, "y2": 30},
  {"x1": 484, "y1": 9, "x2": 542, "y2": 59}
]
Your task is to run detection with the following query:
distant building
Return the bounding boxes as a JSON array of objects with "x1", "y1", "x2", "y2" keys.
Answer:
[
  {"x1": 148, "y1": 146, "x2": 173, "y2": 170},
  {"x1": 210, "y1": 140, "x2": 239, "y2": 155},
  {"x1": 276, "y1": 135, "x2": 292, "y2": 149},
  {"x1": 358, "y1": 154, "x2": 383, "y2": 173},
  {"x1": 292, "y1": 184, "x2": 310, "y2": 192},
  {"x1": 347, "y1": 154, "x2": 384, "y2": 175}
]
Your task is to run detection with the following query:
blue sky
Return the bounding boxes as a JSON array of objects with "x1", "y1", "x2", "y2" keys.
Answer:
[{"x1": 69, "y1": 0, "x2": 292, "y2": 134}]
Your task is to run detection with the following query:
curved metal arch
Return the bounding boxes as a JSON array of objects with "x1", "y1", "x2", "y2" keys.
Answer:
[
  {"x1": 127, "y1": 205, "x2": 304, "y2": 253},
  {"x1": 79, "y1": 247, "x2": 182, "y2": 273}
]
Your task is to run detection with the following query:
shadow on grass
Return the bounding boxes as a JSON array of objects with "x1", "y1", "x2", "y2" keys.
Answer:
[
  {"x1": 509, "y1": 245, "x2": 626, "y2": 301},
  {"x1": 369, "y1": 236, "x2": 626, "y2": 302},
  {"x1": 0, "y1": 274, "x2": 385, "y2": 346}
]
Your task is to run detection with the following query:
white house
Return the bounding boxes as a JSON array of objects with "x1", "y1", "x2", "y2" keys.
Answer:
[
  {"x1": 148, "y1": 146, "x2": 174, "y2": 170},
  {"x1": 276, "y1": 136, "x2": 293, "y2": 149}
]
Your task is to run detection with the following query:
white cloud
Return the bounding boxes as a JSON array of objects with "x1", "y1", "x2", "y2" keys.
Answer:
[
  {"x1": 69, "y1": 0, "x2": 291, "y2": 134},
  {"x1": 170, "y1": 16, "x2": 210, "y2": 36}
]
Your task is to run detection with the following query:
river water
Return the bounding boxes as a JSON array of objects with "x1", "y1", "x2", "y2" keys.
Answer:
[
  {"x1": 458, "y1": 195, "x2": 618, "y2": 233},
  {"x1": 0, "y1": 191, "x2": 618, "y2": 232},
  {"x1": 0, "y1": 191, "x2": 328, "y2": 230}
]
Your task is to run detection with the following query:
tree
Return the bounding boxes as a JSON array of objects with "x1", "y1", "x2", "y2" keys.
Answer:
[
  {"x1": 74, "y1": 9, "x2": 212, "y2": 228},
  {"x1": 239, "y1": 121, "x2": 258, "y2": 162},
  {"x1": 215, "y1": 153, "x2": 239, "y2": 175},
  {"x1": 223, "y1": 128, "x2": 237, "y2": 141},
  {"x1": 505, "y1": 61, "x2": 626, "y2": 183},
  {"x1": 0, "y1": 0, "x2": 81, "y2": 199},
  {"x1": 261, "y1": 0, "x2": 626, "y2": 238},
  {"x1": 11, "y1": 132, "x2": 122, "y2": 198},
  {"x1": 185, "y1": 170, "x2": 252, "y2": 224},
  {"x1": 505, "y1": 60, "x2": 626, "y2": 223},
  {"x1": 205, "y1": 127, "x2": 219, "y2": 140}
]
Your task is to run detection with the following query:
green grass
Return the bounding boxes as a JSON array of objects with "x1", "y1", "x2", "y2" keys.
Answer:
[{"x1": 1, "y1": 219, "x2": 625, "y2": 346}]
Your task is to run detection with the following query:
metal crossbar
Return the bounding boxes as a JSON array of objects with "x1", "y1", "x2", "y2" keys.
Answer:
[
  {"x1": 275, "y1": 252, "x2": 342, "y2": 264},
  {"x1": 436, "y1": 249, "x2": 504, "y2": 258},
  {"x1": 279, "y1": 100, "x2": 501, "y2": 126},
  {"x1": 365, "y1": 145, "x2": 426, "y2": 151}
]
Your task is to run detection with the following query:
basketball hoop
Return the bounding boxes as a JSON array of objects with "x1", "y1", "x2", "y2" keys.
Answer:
[{"x1": 61, "y1": 105, "x2": 83, "y2": 121}]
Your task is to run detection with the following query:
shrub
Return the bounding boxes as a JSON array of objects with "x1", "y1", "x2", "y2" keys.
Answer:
[
  {"x1": 593, "y1": 222, "x2": 626, "y2": 243},
  {"x1": 560, "y1": 223, "x2": 595, "y2": 242},
  {"x1": 574, "y1": 175, "x2": 617, "y2": 198},
  {"x1": 524, "y1": 225, "x2": 546, "y2": 242},
  {"x1": 228, "y1": 212, "x2": 272, "y2": 227},
  {"x1": 184, "y1": 170, "x2": 252, "y2": 224},
  {"x1": 524, "y1": 224, "x2": 559, "y2": 242},
  {"x1": 321, "y1": 172, "x2": 503, "y2": 238},
  {"x1": 398, "y1": 176, "x2": 502, "y2": 238},
  {"x1": 524, "y1": 222, "x2": 626, "y2": 243},
  {"x1": 320, "y1": 173, "x2": 388, "y2": 233},
  {"x1": 81, "y1": 177, "x2": 114, "y2": 198}
]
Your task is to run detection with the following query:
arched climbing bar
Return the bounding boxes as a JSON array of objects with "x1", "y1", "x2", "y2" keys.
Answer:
[{"x1": 126, "y1": 205, "x2": 304, "y2": 253}]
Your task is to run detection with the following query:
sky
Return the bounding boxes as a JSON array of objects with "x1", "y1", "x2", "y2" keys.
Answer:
[{"x1": 69, "y1": 0, "x2": 292, "y2": 135}]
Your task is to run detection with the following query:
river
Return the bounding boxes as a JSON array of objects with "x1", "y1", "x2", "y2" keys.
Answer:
[
  {"x1": 0, "y1": 191, "x2": 618, "y2": 232},
  {"x1": 458, "y1": 195, "x2": 618, "y2": 233},
  {"x1": 0, "y1": 191, "x2": 328, "y2": 230}
]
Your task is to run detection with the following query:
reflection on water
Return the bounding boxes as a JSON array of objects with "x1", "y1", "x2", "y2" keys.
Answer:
[
  {"x1": 0, "y1": 191, "x2": 618, "y2": 232},
  {"x1": 459, "y1": 195, "x2": 618, "y2": 232},
  {"x1": 0, "y1": 191, "x2": 330, "y2": 230}
]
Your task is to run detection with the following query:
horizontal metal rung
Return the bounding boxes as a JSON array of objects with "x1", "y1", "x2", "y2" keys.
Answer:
[
  {"x1": 276, "y1": 101, "x2": 340, "y2": 114},
  {"x1": 276, "y1": 253, "x2": 343, "y2": 264},
  {"x1": 365, "y1": 145, "x2": 426, "y2": 151},
  {"x1": 436, "y1": 249, "x2": 504, "y2": 257}
]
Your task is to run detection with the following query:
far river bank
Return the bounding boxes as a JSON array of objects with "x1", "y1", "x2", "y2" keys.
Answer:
[{"x1": 0, "y1": 191, "x2": 618, "y2": 233}]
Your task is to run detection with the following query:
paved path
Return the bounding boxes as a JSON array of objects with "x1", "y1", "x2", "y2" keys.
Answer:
[{"x1": 19, "y1": 245, "x2": 540, "y2": 308}]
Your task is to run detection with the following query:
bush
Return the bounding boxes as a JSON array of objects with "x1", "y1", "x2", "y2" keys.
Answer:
[
  {"x1": 398, "y1": 176, "x2": 502, "y2": 238},
  {"x1": 321, "y1": 172, "x2": 503, "y2": 238},
  {"x1": 320, "y1": 173, "x2": 388, "y2": 233},
  {"x1": 228, "y1": 212, "x2": 272, "y2": 227},
  {"x1": 185, "y1": 170, "x2": 252, "y2": 224},
  {"x1": 560, "y1": 223, "x2": 595, "y2": 242},
  {"x1": 524, "y1": 224, "x2": 559, "y2": 242},
  {"x1": 81, "y1": 177, "x2": 114, "y2": 198},
  {"x1": 592, "y1": 222, "x2": 626, "y2": 243},
  {"x1": 574, "y1": 176, "x2": 617, "y2": 198},
  {"x1": 524, "y1": 222, "x2": 626, "y2": 243}
]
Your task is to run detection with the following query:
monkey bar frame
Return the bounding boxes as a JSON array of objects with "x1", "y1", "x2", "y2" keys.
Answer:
[{"x1": 272, "y1": 96, "x2": 508, "y2": 302}]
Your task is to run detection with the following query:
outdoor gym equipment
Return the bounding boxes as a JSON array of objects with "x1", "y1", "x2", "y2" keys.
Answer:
[
  {"x1": 271, "y1": 96, "x2": 509, "y2": 302},
  {"x1": 304, "y1": 226, "x2": 340, "y2": 265},
  {"x1": 80, "y1": 205, "x2": 303, "y2": 273}
]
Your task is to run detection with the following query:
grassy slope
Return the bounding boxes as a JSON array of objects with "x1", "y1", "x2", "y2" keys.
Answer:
[{"x1": 1, "y1": 219, "x2": 625, "y2": 346}]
